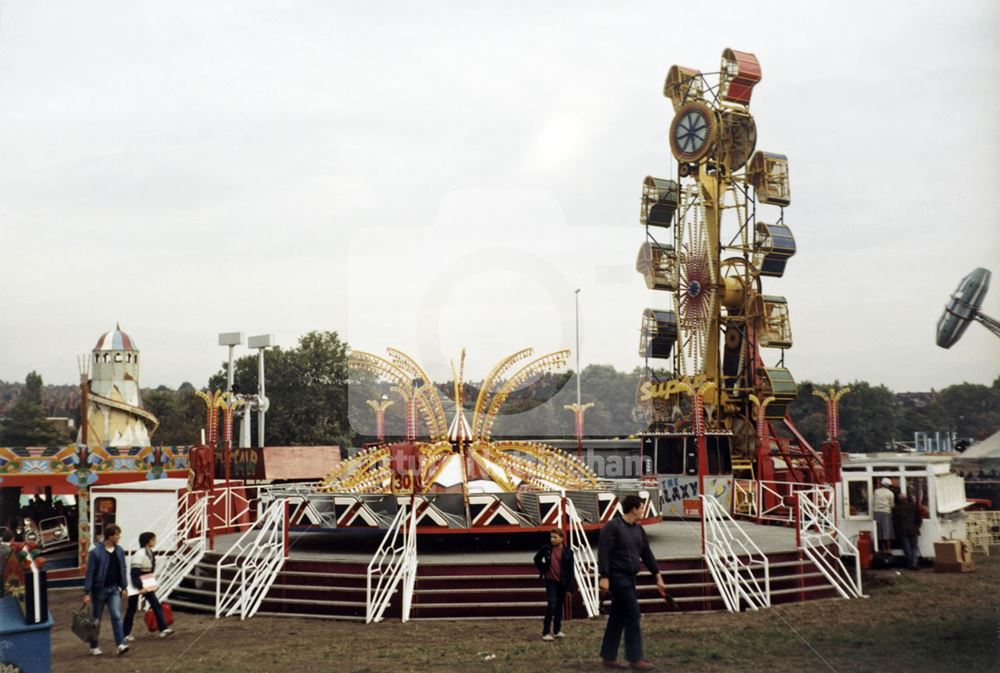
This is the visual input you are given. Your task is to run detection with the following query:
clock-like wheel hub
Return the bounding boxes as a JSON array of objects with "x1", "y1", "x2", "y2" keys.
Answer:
[{"x1": 669, "y1": 101, "x2": 716, "y2": 163}]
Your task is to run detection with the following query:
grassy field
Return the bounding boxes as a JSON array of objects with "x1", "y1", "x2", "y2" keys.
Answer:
[{"x1": 49, "y1": 554, "x2": 999, "y2": 673}]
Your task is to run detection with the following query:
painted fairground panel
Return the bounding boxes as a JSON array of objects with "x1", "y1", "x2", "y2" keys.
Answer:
[
  {"x1": 645, "y1": 434, "x2": 733, "y2": 517},
  {"x1": 0, "y1": 443, "x2": 193, "y2": 577}
]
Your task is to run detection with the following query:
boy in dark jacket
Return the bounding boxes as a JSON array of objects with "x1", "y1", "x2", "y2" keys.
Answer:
[{"x1": 533, "y1": 528, "x2": 576, "y2": 641}]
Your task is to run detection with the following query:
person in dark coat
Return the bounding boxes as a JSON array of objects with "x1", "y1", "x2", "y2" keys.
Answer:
[
  {"x1": 533, "y1": 528, "x2": 576, "y2": 641},
  {"x1": 83, "y1": 524, "x2": 129, "y2": 656},
  {"x1": 893, "y1": 492, "x2": 922, "y2": 570},
  {"x1": 597, "y1": 494, "x2": 666, "y2": 671}
]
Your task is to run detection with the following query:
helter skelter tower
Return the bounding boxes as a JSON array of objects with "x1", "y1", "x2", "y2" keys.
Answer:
[{"x1": 636, "y1": 49, "x2": 825, "y2": 494}]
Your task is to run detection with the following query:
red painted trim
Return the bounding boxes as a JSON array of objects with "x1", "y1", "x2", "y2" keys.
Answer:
[
  {"x1": 472, "y1": 499, "x2": 504, "y2": 526},
  {"x1": 793, "y1": 494, "x2": 801, "y2": 547},
  {"x1": 338, "y1": 501, "x2": 364, "y2": 526},
  {"x1": 283, "y1": 500, "x2": 290, "y2": 558},
  {"x1": 90, "y1": 485, "x2": 185, "y2": 494}
]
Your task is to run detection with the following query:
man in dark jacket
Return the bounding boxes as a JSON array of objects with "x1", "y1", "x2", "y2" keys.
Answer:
[
  {"x1": 533, "y1": 528, "x2": 576, "y2": 641},
  {"x1": 597, "y1": 495, "x2": 666, "y2": 671},
  {"x1": 893, "y1": 492, "x2": 922, "y2": 570},
  {"x1": 83, "y1": 524, "x2": 129, "y2": 656}
]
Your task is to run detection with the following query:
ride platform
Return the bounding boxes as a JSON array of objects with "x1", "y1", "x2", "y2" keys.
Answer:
[{"x1": 170, "y1": 519, "x2": 843, "y2": 620}]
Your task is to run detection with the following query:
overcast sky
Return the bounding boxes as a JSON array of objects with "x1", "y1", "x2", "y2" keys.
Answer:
[{"x1": 1, "y1": 1, "x2": 998, "y2": 394}]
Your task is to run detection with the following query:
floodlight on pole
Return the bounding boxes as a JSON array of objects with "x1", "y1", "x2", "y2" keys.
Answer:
[
  {"x1": 218, "y1": 332, "x2": 245, "y2": 393},
  {"x1": 248, "y1": 334, "x2": 274, "y2": 448}
]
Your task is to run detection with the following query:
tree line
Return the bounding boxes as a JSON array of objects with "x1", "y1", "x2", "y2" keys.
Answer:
[{"x1": 1, "y1": 330, "x2": 997, "y2": 453}]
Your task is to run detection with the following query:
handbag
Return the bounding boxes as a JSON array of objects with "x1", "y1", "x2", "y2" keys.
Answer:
[
  {"x1": 72, "y1": 604, "x2": 100, "y2": 643},
  {"x1": 144, "y1": 602, "x2": 174, "y2": 632}
]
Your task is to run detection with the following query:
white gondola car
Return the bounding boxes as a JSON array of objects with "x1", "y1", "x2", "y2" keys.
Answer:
[{"x1": 837, "y1": 453, "x2": 974, "y2": 559}]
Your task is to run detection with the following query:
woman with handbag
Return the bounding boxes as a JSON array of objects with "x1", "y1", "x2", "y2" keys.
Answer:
[{"x1": 122, "y1": 531, "x2": 173, "y2": 640}]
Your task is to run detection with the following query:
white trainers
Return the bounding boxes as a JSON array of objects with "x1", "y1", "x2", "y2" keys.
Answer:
[
  {"x1": 159, "y1": 628, "x2": 175, "y2": 638},
  {"x1": 89, "y1": 647, "x2": 103, "y2": 656},
  {"x1": 541, "y1": 634, "x2": 555, "y2": 641},
  {"x1": 555, "y1": 632, "x2": 566, "y2": 639},
  {"x1": 117, "y1": 644, "x2": 130, "y2": 655},
  {"x1": 124, "y1": 635, "x2": 136, "y2": 642}
]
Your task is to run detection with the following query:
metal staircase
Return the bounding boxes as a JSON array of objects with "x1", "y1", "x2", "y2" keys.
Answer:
[
  {"x1": 215, "y1": 498, "x2": 289, "y2": 620},
  {"x1": 795, "y1": 486, "x2": 864, "y2": 599},
  {"x1": 366, "y1": 501, "x2": 418, "y2": 623},
  {"x1": 565, "y1": 498, "x2": 600, "y2": 618},
  {"x1": 700, "y1": 494, "x2": 771, "y2": 612}
]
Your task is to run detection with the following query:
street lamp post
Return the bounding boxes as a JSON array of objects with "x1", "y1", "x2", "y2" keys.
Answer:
[
  {"x1": 564, "y1": 289, "x2": 594, "y2": 462},
  {"x1": 575, "y1": 289, "x2": 581, "y2": 411}
]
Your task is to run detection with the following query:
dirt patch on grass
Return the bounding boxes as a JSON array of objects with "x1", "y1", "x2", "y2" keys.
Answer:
[{"x1": 49, "y1": 557, "x2": 999, "y2": 673}]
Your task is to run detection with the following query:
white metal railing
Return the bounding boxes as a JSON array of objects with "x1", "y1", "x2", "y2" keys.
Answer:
[
  {"x1": 734, "y1": 480, "x2": 831, "y2": 524},
  {"x1": 126, "y1": 494, "x2": 208, "y2": 602},
  {"x1": 565, "y1": 498, "x2": 599, "y2": 618},
  {"x1": 732, "y1": 479, "x2": 756, "y2": 516},
  {"x1": 207, "y1": 485, "x2": 254, "y2": 534},
  {"x1": 215, "y1": 498, "x2": 288, "y2": 620},
  {"x1": 366, "y1": 502, "x2": 418, "y2": 624},
  {"x1": 700, "y1": 494, "x2": 771, "y2": 613},
  {"x1": 154, "y1": 496, "x2": 209, "y2": 600},
  {"x1": 796, "y1": 487, "x2": 864, "y2": 599},
  {"x1": 194, "y1": 481, "x2": 320, "y2": 537}
]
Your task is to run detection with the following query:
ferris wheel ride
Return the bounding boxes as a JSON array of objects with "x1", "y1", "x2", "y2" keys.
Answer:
[{"x1": 636, "y1": 48, "x2": 825, "y2": 496}]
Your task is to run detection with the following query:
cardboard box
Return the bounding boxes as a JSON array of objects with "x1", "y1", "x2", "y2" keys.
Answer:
[
  {"x1": 933, "y1": 540, "x2": 973, "y2": 564},
  {"x1": 933, "y1": 560, "x2": 975, "y2": 573}
]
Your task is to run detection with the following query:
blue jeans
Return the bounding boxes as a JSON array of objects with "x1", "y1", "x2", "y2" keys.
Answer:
[
  {"x1": 90, "y1": 585, "x2": 125, "y2": 648},
  {"x1": 899, "y1": 535, "x2": 919, "y2": 569},
  {"x1": 600, "y1": 575, "x2": 643, "y2": 663},
  {"x1": 543, "y1": 579, "x2": 566, "y2": 635}
]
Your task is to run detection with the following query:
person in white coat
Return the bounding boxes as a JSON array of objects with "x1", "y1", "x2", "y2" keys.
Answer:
[
  {"x1": 873, "y1": 478, "x2": 896, "y2": 551},
  {"x1": 122, "y1": 531, "x2": 174, "y2": 640}
]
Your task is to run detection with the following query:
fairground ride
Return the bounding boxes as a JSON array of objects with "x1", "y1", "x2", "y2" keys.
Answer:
[
  {"x1": 312, "y1": 347, "x2": 660, "y2": 532},
  {"x1": 635, "y1": 49, "x2": 839, "y2": 515}
]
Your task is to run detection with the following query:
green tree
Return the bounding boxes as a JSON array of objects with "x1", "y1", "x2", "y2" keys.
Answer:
[
  {"x1": 837, "y1": 381, "x2": 898, "y2": 452},
  {"x1": 0, "y1": 372, "x2": 72, "y2": 447},
  {"x1": 209, "y1": 331, "x2": 353, "y2": 447},
  {"x1": 789, "y1": 380, "x2": 897, "y2": 453},
  {"x1": 144, "y1": 384, "x2": 205, "y2": 445},
  {"x1": 786, "y1": 381, "x2": 830, "y2": 449},
  {"x1": 490, "y1": 365, "x2": 643, "y2": 439},
  {"x1": 574, "y1": 365, "x2": 642, "y2": 438},
  {"x1": 894, "y1": 394, "x2": 947, "y2": 442},
  {"x1": 937, "y1": 381, "x2": 1000, "y2": 441}
]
